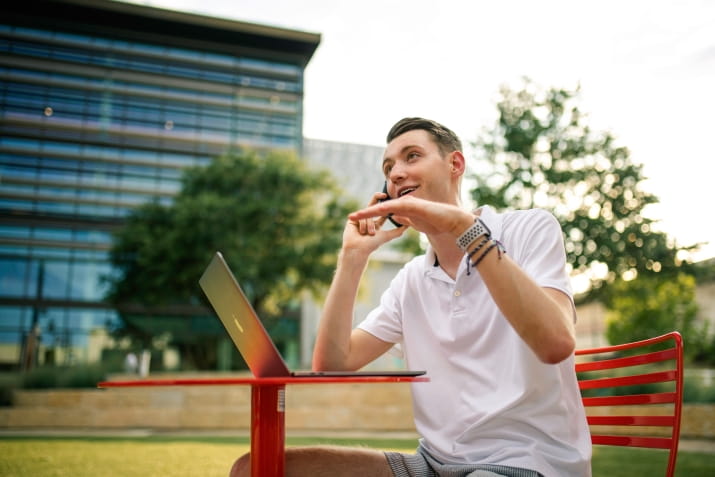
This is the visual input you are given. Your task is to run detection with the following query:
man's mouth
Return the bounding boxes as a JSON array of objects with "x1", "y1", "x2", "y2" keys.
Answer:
[{"x1": 398, "y1": 187, "x2": 418, "y2": 197}]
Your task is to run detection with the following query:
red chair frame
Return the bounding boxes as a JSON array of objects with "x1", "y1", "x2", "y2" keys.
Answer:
[{"x1": 575, "y1": 331, "x2": 683, "y2": 477}]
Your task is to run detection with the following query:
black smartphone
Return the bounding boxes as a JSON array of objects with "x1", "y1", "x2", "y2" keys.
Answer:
[{"x1": 379, "y1": 182, "x2": 404, "y2": 227}]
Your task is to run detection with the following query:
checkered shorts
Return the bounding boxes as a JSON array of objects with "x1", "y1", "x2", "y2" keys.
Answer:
[{"x1": 385, "y1": 447, "x2": 543, "y2": 477}]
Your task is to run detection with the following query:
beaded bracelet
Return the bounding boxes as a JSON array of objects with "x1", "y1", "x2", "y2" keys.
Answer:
[
  {"x1": 467, "y1": 239, "x2": 506, "y2": 275},
  {"x1": 464, "y1": 236, "x2": 490, "y2": 275}
]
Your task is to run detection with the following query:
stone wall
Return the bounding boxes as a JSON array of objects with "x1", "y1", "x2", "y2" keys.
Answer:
[
  {"x1": 0, "y1": 381, "x2": 414, "y2": 433},
  {"x1": 0, "y1": 382, "x2": 712, "y2": 439}
]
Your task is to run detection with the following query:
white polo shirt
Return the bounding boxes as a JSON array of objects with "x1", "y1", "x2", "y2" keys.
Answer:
[{"x1": 358, "y1": 206, "x2": 592, "y2": 476}]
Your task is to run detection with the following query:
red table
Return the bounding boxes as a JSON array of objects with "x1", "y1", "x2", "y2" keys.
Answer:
[{"x1": 98, "y1": 375, "x2": 427, "y2": 477}]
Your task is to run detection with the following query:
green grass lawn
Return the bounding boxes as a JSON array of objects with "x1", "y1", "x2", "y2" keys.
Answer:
[{"x1": 0, "y1": 436, "x2": 712, "y2": 476}]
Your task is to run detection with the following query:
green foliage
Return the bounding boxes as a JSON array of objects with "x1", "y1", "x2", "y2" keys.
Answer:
[
  {"x1": 19, "y1": 364, "x2": 109, "y2": 390},
  {"x1": 391, "y1": 227, "x2": 424, "y2": 256},
  {"x1": 105, "y1": 150, "x2": 356, "y2": 368},
  {"x1": 471, "y1": 77, "x2": 695, "y2": 299},
  {"x1": 0, "y1": 373, "x2": 21, "y2": 406},
  {"x1": 683, "y1": 373, "x2": 715, "y2": 403},
  {"x1": 604, "y1": 273, "x2": 708, "y2": 361},
  {"x1": 684, "y1": 313, "x2": 715, "y2": 366}
]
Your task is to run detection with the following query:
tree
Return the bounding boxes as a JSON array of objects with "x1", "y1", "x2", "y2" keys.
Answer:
[
  {"x1": 605, "y1": 274, "x2": 703, "y2": 361},
  {"x1": 105, "y1": 150, "x2": 357, "y2": 369},
  {"x1": 470, "y1": 77, "x2": 695, "y2": 300}
]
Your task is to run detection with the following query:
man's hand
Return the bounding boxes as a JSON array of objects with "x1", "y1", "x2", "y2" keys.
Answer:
[
  {"x1": 342, "y1": 192, "x2": 407, "y2": 256},
  {"x1": 348, "y1": 195, "x2": 473, "y2": 239}
]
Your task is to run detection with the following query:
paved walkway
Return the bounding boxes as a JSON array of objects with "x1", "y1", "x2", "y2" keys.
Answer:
[{"x1": 678, "y1": 439, "x2": 715, "y2": 453}]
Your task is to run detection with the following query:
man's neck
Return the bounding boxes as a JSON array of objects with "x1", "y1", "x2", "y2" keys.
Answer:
[{"x1": 428, "y1": 231, "x2": 467, "y2": 280}]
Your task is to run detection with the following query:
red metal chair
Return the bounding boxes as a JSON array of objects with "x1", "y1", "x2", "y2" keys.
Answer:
[{"x1": 575, "y1": 331, "x2": 684, "y2": 477}]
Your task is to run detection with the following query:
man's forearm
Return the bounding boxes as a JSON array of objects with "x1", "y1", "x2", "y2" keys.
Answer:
[
  {"x1": 475, "y1": 251, "x2": 575, "y2": 364},
  {"x1": 311, "y1": 249, "x2": 370, "y2": 370}
]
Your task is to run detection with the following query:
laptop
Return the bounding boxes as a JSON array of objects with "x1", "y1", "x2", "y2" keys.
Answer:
[{"x1": 199, "y1": 251, "x2": 426, "y2": 378}]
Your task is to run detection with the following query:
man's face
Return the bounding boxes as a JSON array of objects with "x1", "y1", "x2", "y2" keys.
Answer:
[{"x1": 382, "y1": 129, "x2": 454, "y2": 204}]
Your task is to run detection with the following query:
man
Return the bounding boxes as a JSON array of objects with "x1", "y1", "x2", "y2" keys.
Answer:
[{"x1": 230, "y1": 117, "x2": 592, "y2": 476}]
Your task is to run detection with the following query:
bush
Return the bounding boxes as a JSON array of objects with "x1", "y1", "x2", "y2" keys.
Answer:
[
  {"x1": 683, "y1": 372, "x2": 715, "y2": 403},
  {"x1": 0, "y1": 363, "x2": 116, "y2": 404},
  {"x1": 0, "y1": 373, "x2": 21, "y2": 406},
  {"x1": 21, "y1": 364, "x2": 109, "y2": 390},
  {"x1": 20, "y1": 366, "x2": 60, "y2": 389}
]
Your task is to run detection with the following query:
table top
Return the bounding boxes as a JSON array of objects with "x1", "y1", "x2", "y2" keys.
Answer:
[{"x1": 98, "y1": 375, "x2": 429, "y2": 388}]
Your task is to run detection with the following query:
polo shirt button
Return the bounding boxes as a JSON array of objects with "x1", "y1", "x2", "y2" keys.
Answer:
[{"x1": 454, "y1": 290, "x2": 462, "y2": 297}]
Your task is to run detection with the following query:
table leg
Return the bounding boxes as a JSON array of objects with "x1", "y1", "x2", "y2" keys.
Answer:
[{"x1": 251, "y1": 383, "x2": 286, "y2": 477}]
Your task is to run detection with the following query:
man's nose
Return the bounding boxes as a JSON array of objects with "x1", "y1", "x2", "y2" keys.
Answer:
[{"x1": 388, "y1": 163, "x2": 406, "y2": 183}]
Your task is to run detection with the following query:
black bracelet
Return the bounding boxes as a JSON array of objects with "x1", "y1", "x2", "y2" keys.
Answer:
[
  {"x1": 467, "y1": 239, "x2": 506, "y2": 275},
  {"x1": 473, "y1": 242, "x2": 499, "y2": 267},
  {"x1": 466, "y1": 236, "x2": 490, "y2": 260},
  {"x1": 465, "y1": 236, "x2": 490, "y2": 275}
]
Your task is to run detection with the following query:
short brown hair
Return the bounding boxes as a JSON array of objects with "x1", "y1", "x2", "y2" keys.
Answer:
[{"x1": 386, "y1": 117, "x2": 462, "y2": 156}]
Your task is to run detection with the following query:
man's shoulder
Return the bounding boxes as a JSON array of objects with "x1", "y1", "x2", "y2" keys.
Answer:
[
  {"x1": 500, "y1": 207, "x2": 555, "y2": 219},
  {"x1": 501, "y1": 207, "x2": 559, "y2": 229}
]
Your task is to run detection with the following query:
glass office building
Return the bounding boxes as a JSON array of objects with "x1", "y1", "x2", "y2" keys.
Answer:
[{"x1": 0, "y1": 0, "x2": 319, "y2": 369}]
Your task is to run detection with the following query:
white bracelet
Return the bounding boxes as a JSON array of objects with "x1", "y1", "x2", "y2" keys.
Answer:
[{"x1": 456, "y1": 218, "x2": 491, "y2": 251}]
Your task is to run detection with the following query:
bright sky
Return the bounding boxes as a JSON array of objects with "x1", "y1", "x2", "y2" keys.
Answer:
[{"x1": 125, "y1": 0, "x2": 714, "y2": 261}]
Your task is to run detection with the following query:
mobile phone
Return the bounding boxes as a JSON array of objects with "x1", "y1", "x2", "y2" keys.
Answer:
[{"x1": 379, "y1": 182, "x2": 404, "y2": 227}]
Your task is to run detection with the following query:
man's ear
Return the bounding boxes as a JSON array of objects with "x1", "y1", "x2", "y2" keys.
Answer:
[{"x1": 450, "y1": 151, "x2": 466, "y2": 176}]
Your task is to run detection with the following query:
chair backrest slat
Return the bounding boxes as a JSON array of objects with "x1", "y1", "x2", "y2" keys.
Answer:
[
  {"x1": 587, "y1": 415, "x2": 675, "y2": 426},
  {"x1": 591, "y1": 435, "x2": 673, "y2": 449},
  {"x1": 582, "y1": 391, "x2": 676, "y2": 406},
  {"x1": 578, "y1": 369, "x2": 677, "y2": 390},
  {"x1": 576, "y1": 348, "x2": 677, "y2": 372}
]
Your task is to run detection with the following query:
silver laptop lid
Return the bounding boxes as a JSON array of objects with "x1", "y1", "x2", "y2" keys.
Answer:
[{"x1": 199, "y1": 252, "x2": 290, "y2": 378}]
